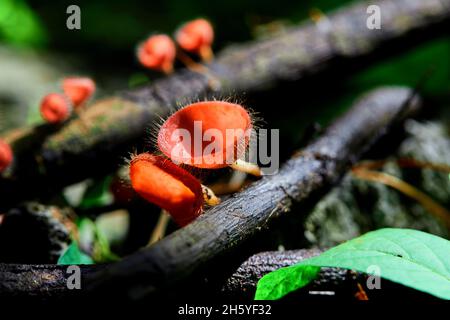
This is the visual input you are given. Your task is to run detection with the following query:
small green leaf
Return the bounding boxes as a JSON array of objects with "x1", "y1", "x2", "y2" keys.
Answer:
[
  {"x1": 77, "y1": 217, "x2": 120, "y2": 263},
  {"x1": 58, "y1": 242, "x2": 94, "y2": 265},
  {"x1": 254, "y1": 265, "x2": 320, "y2": 300},
  {"x1": 255, "y1": 228, "x2": 450, "y2": 300},
  {"x1": 79, "y1": 176, "x2": 113, "y2": 210}
]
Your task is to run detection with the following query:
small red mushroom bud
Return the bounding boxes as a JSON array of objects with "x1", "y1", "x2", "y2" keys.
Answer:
[
  {"x1": 0, "y1": 139, "x2": 13, "y2": 173},
  {"x1": 176, "y1": 18, "x2": 214, "y2": 62},
  {"x1": 129, "y1": 153, "x2": 205, "y2": 226},
  {"x1": 62, "y1": 77, "x2": 96, "y2": 107},
  {"x1": 157, "y1": 101, "x2": 261, "y2": 176},
  {"x1": 40, "y1": 93, "x2": 72, "y2": 124},
  {"x1": 137, "y1": 34, "x2": 176, "y2": 74}
]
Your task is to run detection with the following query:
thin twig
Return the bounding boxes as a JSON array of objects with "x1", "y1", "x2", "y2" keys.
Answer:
[{"x1": 351, "y1": 168, "x2": 450, "y2": 229}]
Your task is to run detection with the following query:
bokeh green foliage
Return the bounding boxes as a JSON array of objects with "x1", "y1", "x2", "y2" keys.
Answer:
[{"x1": 0, "y1": 0, "x2": 47, "y2": 46}]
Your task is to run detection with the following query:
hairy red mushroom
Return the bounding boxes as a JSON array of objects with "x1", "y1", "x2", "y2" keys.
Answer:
[
  {"x1": 62, "y1": 77, "x2": 96, "y2": 107},
  {"x1": 40, "y1": 93, "x2": 72, "y2": 124},
  {"x1": 176, "y1": 19, "x2": 214, "y2": 61},
  {"x1": 130, "y1": 153, "x2": 204, "y2": 226},
  {"x1": 137, "y1": 34, "x2": 176, "y2": 74},
  {"x1": 0, "y1": 139, "x2": 13, "y2": 173},
  {"x1": 157, "y1": 101, "x2": 260, "y2": 175}
]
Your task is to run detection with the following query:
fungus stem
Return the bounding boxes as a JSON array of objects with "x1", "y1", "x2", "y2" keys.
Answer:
[
  {"x1": 201, "y1": 184, "x2": 221, "y2": 206},
  {"x1": 176, "y1": 50, "x2": 208, "y2": 73},
  {"x1": 199, "y1": 45, "x2": 214, "y2": 62},
  {"x1": 74, "y1": 108, "x2": 90, "y2": 132},
  {"x1": 148, "y1": 210, "x2": 171, "y2": 246},
  {"x1": 230, "y1": 159, "x2": 262, "y2": 177},
  {"x1": 162, "y1": 62, "x2": 174, "y2": 75},
  {"x1": 176, "y1": 51, "x2": 221, "y2": 89}
]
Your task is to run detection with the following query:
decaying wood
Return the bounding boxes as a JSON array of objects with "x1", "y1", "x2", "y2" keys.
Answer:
[
  {"x1": 0, "y1": 264, "x2": 99, "y2": 298},
  {"x1": 1, "y1": 0, "x2": 449, "y2": 207},
  {"x1": 81, "y1": 87, "x2": 421, "y2": 299}
]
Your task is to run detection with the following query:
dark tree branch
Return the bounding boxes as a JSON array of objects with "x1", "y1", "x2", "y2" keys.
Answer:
[
  {"x1": 0, "y1": 250, "x2": 363, "y2": 299},
  {"x1": 0, "y1": 264, "x2": 99, "y2": 298},
  {"x1": 1, "y1": 0, "x2": 449, "y2": 207}
]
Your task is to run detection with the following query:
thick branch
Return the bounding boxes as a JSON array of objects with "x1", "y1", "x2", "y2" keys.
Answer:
[
  {"x1": 0, "y1": 264, "x2": 99, "y2": 298},
  {"x1": 1, "y1": 0, "x2": 449, "y2": 207},
  {"x1": 82, "y1": 87, "x2": 421, "y2": 299},
  {"x1": 0, "y1": 250, "x2": 363, "y2": 299}
]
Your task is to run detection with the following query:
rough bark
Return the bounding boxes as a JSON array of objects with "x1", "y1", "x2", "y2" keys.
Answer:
[
  {"x1": 0, "y1": 249, "x2": 363, "y2": 299},
  {"x1": 1, "y1": 0, "x2": 449, "y2": 207},
  {"x1": 0, "y1": 264, "x2": 99, "y2": 298}
]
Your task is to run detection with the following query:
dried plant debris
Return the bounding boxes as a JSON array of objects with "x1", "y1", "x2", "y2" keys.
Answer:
[{"x1": 305, "y1": 120, "x2": 450, "y2": 247}]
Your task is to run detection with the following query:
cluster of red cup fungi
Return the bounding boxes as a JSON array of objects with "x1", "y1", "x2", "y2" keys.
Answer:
[
  {"x1": 3, "y1": 18, "x2": 253, "y2": 229},
  {"x1": 40, "y1": 77, "x2": 96, "y2": 124},
  {"x1": 137, "y1": 18, "x2": 214, "y2": 74},
  {"x1": 131, "y1": 18, "x2": 259, "y2": 227},
  {"x1": 1, "y1": 77, "x2": 96, "y2": 173},
  {"x1": 130, "y1": 100, "x2": 256, "y2": 226}
]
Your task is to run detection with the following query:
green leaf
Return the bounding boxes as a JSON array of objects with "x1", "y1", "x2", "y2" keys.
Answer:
[
  {"x1": 79, "y1": 176, "x2": 114, "y2": 210},
  {"x1": 0, "y1": 0, "x2": 47, "y2": 47},
  {"x1": 254, "y1": 265, "x2": 320, "y2": 300},
  {"x1": 255, "y1": 228, "x2": 450, "y2": 300},
  {"x1": 57, "y1": 242, "x2": 94, "y2": 265},
  {"x1": 77, "y1": 217, "x2": 120, "y2": 263}
]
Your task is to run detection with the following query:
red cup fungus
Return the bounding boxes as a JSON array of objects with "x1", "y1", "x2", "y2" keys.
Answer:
[
  {"x1": 62, "y1": 77, "x2": 96, "y2": 107},
  {"x1": 137, "y1": 35, "x2": 176, "y2": 74},
  {"x1": 176, "y1": 19, "x2": 214, "y2": 61},
  {"x1": 0, "y1": 139, "x2": 13, "y2": 173},
  {"x1": 129, "y1": 153, "x2": 204, "y2": 226},
  {"x1": 40, "y1": 93, "x2": 72, "y2": 124},
  {"x1": 157, "y1": 101, "x2": 261, "y2": 176}
]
